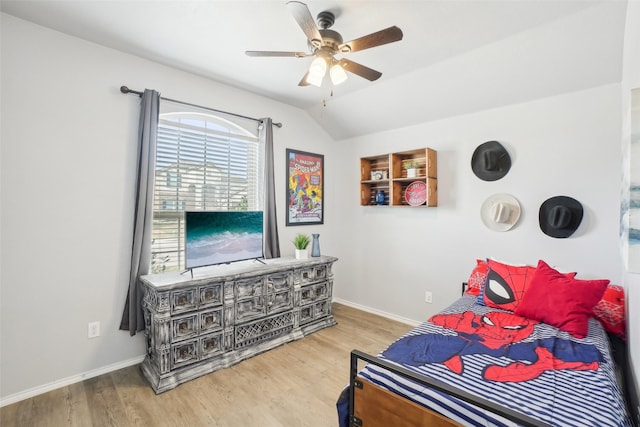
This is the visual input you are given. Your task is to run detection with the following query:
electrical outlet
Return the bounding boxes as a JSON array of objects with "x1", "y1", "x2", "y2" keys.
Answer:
[
  {"x1": 88, "y1": 321, "x2": 100, "y2": 339},
  {"x1": 424, "y1": 291, "x2": 433, "y2": 303}
]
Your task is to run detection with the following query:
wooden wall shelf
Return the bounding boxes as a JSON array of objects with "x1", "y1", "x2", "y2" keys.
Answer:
[{"x1": 360, "y1": 148, "x2": 437, "y2": 207}]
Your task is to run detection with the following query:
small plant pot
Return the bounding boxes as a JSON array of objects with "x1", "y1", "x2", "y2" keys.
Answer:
[
  {"x1": 295, "y1": 249, "x2": 308, "y2": 260},
  {"x1": 406, "y1": 168, "x2": 418, "y2": 178}
]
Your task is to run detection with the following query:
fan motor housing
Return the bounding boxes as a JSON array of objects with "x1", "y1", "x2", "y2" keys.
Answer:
[{"x1": 319, "y1": 29, "x2": 343, "y2": 49}]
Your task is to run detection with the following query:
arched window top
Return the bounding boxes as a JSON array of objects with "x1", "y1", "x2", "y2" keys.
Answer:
[{"x1": 160, "y1": 101, "x2": 258, "y2": 141}]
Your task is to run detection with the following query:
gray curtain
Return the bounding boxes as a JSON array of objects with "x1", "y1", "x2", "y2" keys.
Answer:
[
  {"x1": 261, "y1": 118, "x2": 280, "y2": 258},
  {"x1": 120, "y1": 89, "x2": 160, "y2": 335}
]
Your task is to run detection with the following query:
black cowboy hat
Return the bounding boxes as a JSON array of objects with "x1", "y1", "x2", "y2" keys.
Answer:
[
  {"x1": 471, "y1": 141, "x2": 511, "y2": 181},
  {"x1": 539, "y1": 196, "x2": 584, "y2": 238}
]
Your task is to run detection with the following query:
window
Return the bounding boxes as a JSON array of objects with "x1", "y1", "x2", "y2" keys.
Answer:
[{"x1": 151, "y1": 101, "x2": 263, "y2": 273}]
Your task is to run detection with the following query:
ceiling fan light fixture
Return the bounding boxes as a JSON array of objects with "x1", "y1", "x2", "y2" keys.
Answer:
[
  {"x1": 305, "y1": 70, "x2": 324, "y2": 87},
  {"x1": 330, "y1": 63, "x2": 348, "y2": 85},
  {"x1": 308, "y1": 56, "x2": 327, "y2": 78}
]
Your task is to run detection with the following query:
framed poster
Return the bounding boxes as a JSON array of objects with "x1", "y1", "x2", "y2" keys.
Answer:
[{"x1": 286, "y1": 148, "x2": 324, "y2": 225}]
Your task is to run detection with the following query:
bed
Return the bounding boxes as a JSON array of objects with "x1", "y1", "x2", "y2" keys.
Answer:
[{"x1": 337, "y1": 259, "x2": 633, "y2": 427}]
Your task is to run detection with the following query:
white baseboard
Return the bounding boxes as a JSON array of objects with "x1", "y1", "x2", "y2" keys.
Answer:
[
  {"x1": 332, "y1": 298, "x2": 421, "y2": 327},
  {"x1": 2, "y1": 301, "x2": 416, "y2": 407},
  {"x1": 0, "y1": 355, "x2": 145, "y2": 408}
]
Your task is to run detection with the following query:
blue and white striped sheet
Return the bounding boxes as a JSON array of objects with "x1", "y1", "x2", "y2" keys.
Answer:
[{"x1": 357, "y1": 296, "x2": 631, "y2": 427}]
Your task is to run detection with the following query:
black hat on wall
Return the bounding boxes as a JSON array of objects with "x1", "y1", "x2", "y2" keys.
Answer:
[
  {"x1": 539, "y1": 196, "x2": 584, "y2": 238},
  {"x1": 471, "y1": 141, "x2": 512, "y2": 181}
]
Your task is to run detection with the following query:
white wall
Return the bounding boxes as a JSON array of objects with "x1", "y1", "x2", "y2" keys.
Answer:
[
  {"x1": 334, "y1": 84, "x2": 623, "y2": 322},
  {"x1": 0, "y1": 13, "x2": 339, "y2": 403}
]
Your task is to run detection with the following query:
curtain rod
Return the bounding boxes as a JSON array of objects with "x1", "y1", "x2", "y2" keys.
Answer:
[{"x1": 120, "y1": 86, "x2": 282, "y2": 128}]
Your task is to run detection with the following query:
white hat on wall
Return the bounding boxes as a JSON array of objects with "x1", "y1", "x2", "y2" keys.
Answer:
[{"x1": 480, "y1": 193, "x2": 521, "y2": 232}]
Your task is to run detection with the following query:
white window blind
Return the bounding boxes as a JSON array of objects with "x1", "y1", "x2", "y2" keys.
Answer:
[{"x1": 151, "y1": 102, "x2": 263, "y2": 273}]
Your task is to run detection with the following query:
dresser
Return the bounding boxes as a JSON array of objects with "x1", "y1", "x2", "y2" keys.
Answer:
[{"x1": 139, "y1": 256, "x2": 338, "y2": 393}]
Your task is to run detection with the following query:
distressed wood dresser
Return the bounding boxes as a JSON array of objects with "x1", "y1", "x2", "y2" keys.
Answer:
[{"x1": 139, "y1": 255, "x2": 338, "y2": 393}]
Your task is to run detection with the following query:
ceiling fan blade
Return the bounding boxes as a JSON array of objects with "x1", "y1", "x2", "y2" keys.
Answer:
[
  {"x1": 245, "y1": 50, "x2": 311, "y2": 58},
  {"x1": 338, "y1": 58, "x2": 382, "y2": 81},
  {"x1": 286, "y1": 1, "x2": 323, "y2": 48},
  {"x1": 339, "y1": 26, "x2": 403, "y2": 53}
]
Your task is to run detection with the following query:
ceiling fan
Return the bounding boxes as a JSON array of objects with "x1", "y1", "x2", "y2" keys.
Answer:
[{"x1": 246, "y1": 1, "x2": 403, "y2": 87}]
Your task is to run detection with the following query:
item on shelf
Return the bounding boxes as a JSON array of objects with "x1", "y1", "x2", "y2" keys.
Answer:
[
  {"x1": 404, "y1": 181, "x2": 427, "y2": 206},
  {"x1": 375, "y1": 190, "x2": 386, "y2": 205},
  {"x1": 370, "y1": 170, "x2": 387, "y2": 180},
  {"x1": 403, "y1": 159, "x2": 420, "y2": 178},
  {"x1": 311, "y1": 234, "x2": 321, "y2": 257}
]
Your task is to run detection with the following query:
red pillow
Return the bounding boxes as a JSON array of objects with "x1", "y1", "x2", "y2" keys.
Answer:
[
  {"x1": 480, "y1": 260, "x2": 537, "y2": 311},
  {"x1": 465, "y1": 259, "x2": 488, "y2": 296},
  {"x1": 514, "y1": 260, "x2": 609, "y2": 338},
  {"x1": 480, "y1": 259, "x2": 577, "y2": 312},
  {"x1": 593, "y1": 284, "x2": 626, "y2": 340}
]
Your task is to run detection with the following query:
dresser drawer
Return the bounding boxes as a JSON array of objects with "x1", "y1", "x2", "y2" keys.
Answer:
[
  {"x1": 199, "y1": 333, "x2": 224, "y2": 359},
  {"x1": 266, "y1": 271, "x2": 291, "y2": 292},
  {"x1": 171, "y1": 313, "x2": 198, "y2": 342},
  {"x1": 171, "y1": 289, "x2": 197, "y2": 313},
  {"x1": 300, "y1": 300, "x2": 330, "y2": 325},
  {"x1": 314, "y1": 300, "x2": 329, "y2": 318},
  {"x1": 268, "y1": 290, "x2": 293, "y2": 313},
  {"x1": 235, "y1": 297, "x2": 266, "y2": 322},
  {"x1": 171, "y1": 340, "x2": 197, "y2": 369},
  {"x1": 299, "y1": 264, "x2": 328, "y2": 284},
  {"x1": 300, "y1": 282, "x2": 328, "y2": 305},
  {"x1": 200, "y1": 283, "x2": 223, "y2": 307},
  {"x1": 235, "y1": 278, "x2": 264, "y2": 300},
  {"x1": 314, "y1": 282, "x2": 328, "y2": 300},
  {"x1": 200, "y1": 308, "x2": 223, "y2": 333},
  {"x1": 299, "y1": 305, "x2": 313, "y2": 324}
]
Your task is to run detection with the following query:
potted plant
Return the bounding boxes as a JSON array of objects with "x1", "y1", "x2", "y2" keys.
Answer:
[
  {"x1": 403, "y1": 159, "x2": 420, "y2": 178},
  {"x1": 292, "y1": 233, "x2": 311, "y2": 259}
]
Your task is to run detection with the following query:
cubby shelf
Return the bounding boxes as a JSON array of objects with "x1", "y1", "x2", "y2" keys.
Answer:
[{"x1": 360, "y1": 148, "x2": 437, "y2": 207}]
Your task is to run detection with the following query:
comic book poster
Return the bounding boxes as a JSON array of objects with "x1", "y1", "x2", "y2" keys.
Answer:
[{"x1": 286, "y1": 149, "x2": 323, "y2": 225}]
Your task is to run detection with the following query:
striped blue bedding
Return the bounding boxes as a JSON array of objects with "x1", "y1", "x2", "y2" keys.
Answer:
[{"x1": 343, "y1": 296, "x2": 631, "y2": 427}]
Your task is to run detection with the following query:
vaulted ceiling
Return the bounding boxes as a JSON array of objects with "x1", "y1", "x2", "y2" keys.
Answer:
[{"x1": 0, "y1": 1, "x2": 628, "y2": 140}]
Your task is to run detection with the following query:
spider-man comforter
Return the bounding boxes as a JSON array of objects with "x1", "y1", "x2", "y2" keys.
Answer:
[{"x1": 338, "y1": 296, "x2": 631, "y2": 427}]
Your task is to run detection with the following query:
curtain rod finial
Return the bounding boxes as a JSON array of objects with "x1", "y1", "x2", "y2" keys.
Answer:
[{"x1": 120, "y1": 86, "x2": 130, "y2": 94}]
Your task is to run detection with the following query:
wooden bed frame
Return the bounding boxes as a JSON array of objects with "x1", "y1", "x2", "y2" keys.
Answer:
[{"x1": 348, "y1": 350, "x2": 554, "y2": 427}]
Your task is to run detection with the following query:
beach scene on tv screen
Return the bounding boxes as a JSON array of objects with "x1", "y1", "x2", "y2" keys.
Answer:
[{"x1": 186, "y1": 211, "x2": 263, "y2": 268}]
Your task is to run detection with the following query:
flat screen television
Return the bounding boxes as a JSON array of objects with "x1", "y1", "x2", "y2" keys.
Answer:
[{"x1": 185, "y1": 211, "x2": 264, "y2": 269}]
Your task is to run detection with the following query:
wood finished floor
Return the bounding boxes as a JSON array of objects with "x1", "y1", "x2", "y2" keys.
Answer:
[{"x1": 0, "y1": 303, "x2": 413, "y2": 427}]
